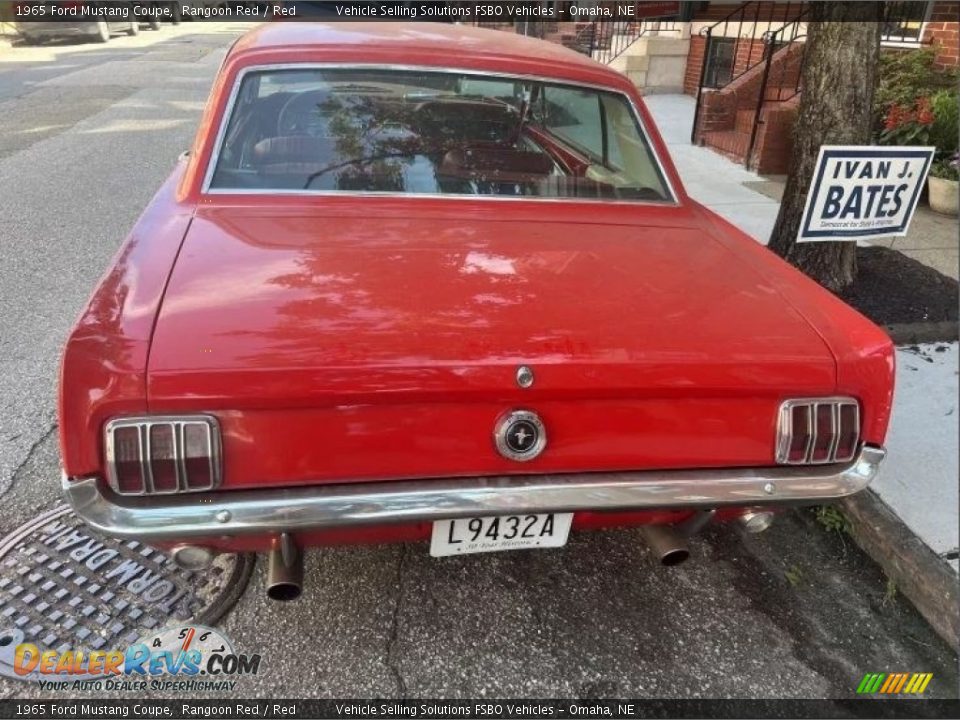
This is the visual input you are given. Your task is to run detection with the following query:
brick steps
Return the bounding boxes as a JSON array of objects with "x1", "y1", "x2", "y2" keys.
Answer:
[
  {"x1": 765, "y1": 86, "x2": 800, "y2": 101},
  {"x1": 694, "y1": 39, "x2": 806, "y2": 173},
  {"x1": 734, "y1": 108, "x2": 755, "y2": 134},
  {"x1": 701, "y1": 129, "x2": 752, "y2": 162}
]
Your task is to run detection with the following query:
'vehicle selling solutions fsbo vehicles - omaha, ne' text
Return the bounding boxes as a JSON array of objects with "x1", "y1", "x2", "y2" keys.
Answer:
[{"x1": 59, "y1": 22, "x2": 894, "y2": 601}]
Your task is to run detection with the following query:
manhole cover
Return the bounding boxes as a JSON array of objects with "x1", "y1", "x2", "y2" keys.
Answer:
[{"x1": 0, "y1": 505, "x2": 253, "y2": 673}]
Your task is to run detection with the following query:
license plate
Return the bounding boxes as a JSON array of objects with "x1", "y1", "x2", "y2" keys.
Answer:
[{"x1": 429, "y1": 513, "x2": 573, "y2": 557}]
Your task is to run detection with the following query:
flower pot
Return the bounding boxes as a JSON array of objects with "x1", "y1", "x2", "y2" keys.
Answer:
[{"x1": 928, "y1": 175, "x2": 959, "y2": 216}]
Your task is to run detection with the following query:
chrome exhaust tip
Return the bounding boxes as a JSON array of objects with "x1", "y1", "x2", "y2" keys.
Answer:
[
  {"x1": 266, "y1": 533, "x2": 303, "y2": 601},
  {"x1": 639, "y1": 525, "x2": 690, "y2": 566},
  {"x1": 169, "y1": 544, "x2": 215, "y2": 571},
  {"x1": 740, "y1": 510, "x2": 775, "y2": 534}
]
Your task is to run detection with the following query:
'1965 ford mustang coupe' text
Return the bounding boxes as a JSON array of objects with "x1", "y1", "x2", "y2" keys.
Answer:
[{"x1": 60, "y1": 23, "x2": 893, "y2": 600}]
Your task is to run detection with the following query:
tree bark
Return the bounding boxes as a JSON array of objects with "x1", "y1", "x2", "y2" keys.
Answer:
[{"x1": 767, "y1": 3, "x2": 882, "y2": 292}]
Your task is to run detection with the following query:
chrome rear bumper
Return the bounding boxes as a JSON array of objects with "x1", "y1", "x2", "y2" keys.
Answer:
[{"x1": 63, "y1": 446, "x2": 885, "y2": 542}]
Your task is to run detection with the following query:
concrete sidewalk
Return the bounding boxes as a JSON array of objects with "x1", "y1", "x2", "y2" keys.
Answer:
[
  {"x1": 646, "y1": 94, "x2": 781, "y2": 244},
  {"x1": 645, "y1": 94, "x2": 960, "y2": 644},
  {"x1": 881, "y1": 343, "x2": 959, "y2": 571},
  {"x1": 741, "y1": 175, "x2": 960, "y2": 281},
  {"x1": 646, "y1": 94, "x2": 960, "y2": 281}
]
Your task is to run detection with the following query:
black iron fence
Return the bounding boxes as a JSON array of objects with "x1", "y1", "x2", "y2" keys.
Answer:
[
  {"x1": 467, "y1": 19, "x2": 680, "y2": 64},
  {"x1": 691, "y1": 1, "x2": 809, "y2": 144},
  {"x1": 584, "y1": 20, "x2": 682, "y2": 65},
  {"x1": 742, "y1": 6, "x2": 811, "y2": 167},
  {"x1": 881, "y1": 0, "x2": 932, "y2": 44}
]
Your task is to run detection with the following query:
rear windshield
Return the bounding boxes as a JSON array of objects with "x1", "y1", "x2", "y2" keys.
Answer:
[{"x1": 207, "y1": 68, "x2": 672, "y2": 203}]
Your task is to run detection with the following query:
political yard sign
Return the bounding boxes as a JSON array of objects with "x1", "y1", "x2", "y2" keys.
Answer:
[{"x1": 798, "y1": 146, "x2": 934, "y2": 242}]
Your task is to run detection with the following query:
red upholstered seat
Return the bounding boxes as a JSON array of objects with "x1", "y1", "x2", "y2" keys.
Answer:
[{"x1": 439, "y1": 146, "x2": 555, "y2": 183}]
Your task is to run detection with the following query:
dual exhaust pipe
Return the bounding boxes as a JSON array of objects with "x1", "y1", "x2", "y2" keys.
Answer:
[
  {"x1": 639, "y1": 525, "x2": 691, "y2": 567},
  {"x1": 261, "y1": 526, "x2": 690, "y2": 598},
  {"x1": 260, "y1": 510, "x2": 776, "y2": 596},
  {"x1": 169, "y1": 533, "x2": 305, "y2": 602},
  {"x1": 264, "y1": 525, "x2": 694, "y2": 597},
  {"x1": 266, "y1": 533, "x2": 303, "y2": 602},
  {"x1": 639, "y1": 509, "x2": 775, "y2": 567},
  {"x1": 262, "y1": 525, "x2": 695, "y2": 598},
  {"x1": 179, "y1": 511, "x2": 775, "y2": 599}
]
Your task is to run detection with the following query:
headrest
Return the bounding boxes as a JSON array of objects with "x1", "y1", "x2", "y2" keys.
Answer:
[
  {"x1": 439, "y1": 146, "x2": 554, "y2": 181},
  {"x1": 252, "y1": 136, "x2": 333, "y2": 166}
]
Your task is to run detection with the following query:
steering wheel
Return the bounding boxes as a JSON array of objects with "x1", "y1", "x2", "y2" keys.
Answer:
[{"x1": 277, "y1": 90, "x2": 332, "y2": 136}]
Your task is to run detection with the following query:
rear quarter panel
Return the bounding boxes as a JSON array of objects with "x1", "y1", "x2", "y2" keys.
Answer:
[
  {"x1": 692, "y1": 204, "x2": 895, "y2": 445},
  {"x1": 59, "y1": 162, "x2": 194, "y2": 477}
]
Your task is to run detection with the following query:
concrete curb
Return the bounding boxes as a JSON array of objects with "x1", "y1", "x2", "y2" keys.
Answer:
[
  {"x1": 886, "y1": 322, "x2": 960, "y2": 345},
  {"x1": 841, "y1": 489, "x2": 959, "y2": 650}
]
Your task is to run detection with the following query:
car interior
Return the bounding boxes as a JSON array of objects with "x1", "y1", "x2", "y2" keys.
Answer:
[{"x1": 209, "y1": 69, "x2": 670, "y2": 201}]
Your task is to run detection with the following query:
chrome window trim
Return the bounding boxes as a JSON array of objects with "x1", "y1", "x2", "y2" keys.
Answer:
[
  {"x1": 64, "y1": 446, "x2": 885, "y2": 542},
  {"x1": 199, "y1": 62, "x2": 680, "y2": 206},
  {"x1": 104, "y1": 415, "x2": 222, "y2": 495},
  {"x1": 775, "y1": 397, "x2": 860, "y2": 466}
]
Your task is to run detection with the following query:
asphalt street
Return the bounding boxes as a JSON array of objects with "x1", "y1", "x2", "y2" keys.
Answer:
[{"x1": 0, "y1": 23, "x2": 957, "y2": 702}]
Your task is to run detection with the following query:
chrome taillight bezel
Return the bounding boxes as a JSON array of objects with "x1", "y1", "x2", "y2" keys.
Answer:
[
  {"x1": 104, "y1": 415, "x2": 222, "y2": 495},
  {"x1": 776, "y1": 398, "x2": 860, "y2": 465}
]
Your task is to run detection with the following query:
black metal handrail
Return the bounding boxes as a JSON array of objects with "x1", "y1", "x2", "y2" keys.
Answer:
[
  {"x1": 744, "y1": 6, "x2": 811, "y2": 168},
  {"x1": 691, "y1": 1, "x2": 809, "y2": 143},
  {"x1": 585, "y1": 20, "x2": 681, "y2": 65}
]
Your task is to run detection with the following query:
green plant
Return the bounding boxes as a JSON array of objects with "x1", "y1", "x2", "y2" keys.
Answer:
[
  {"x1": 875, "y1": 48, "x2": 958, "y2": 115},
  {"x1": 930, "y1": 153, "x2": 960, "y2": 181},
  {"x1": 883, "y1": 577, "x2": 898, "y2": 606},
  {"x1": 929, "y1": 90, "x2": 960, "y2": 156},
  {"x1": 785, "y1": 565, "x2": 804, "y2": 587},
  {"x1": 815, "y1": 505, "x2": 852, "y2": 534}
]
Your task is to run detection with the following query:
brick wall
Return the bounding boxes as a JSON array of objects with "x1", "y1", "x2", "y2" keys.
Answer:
[
  {"x1": 732, "y1": 38, "x2": 766, "y2": 77},
  {"x1": 922, "y1": 2, "x2": 959, "y2": 68},
  {"x1": 691, "y1": 1, "x2": 808, "y2": 24},
  {"x1": 683, "y1": 36, "x2": 784, "y2": 96},
  {"x1": 683, "y1": 35, "x2": 706, "y2": 94},
  {"x1": 751, "y1": 97, "x2": 800, "y2": 174}
]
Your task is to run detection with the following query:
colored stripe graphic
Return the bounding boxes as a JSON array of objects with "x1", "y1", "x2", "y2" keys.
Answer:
[
  {"x1": 893, "y1": 674, "x2": 909, "y2": 693},
  {"x1": 880, "y1": 674, "x2": 897, "y2": 693},
  {"x1": 857, "y1": 672, "x2": 932, "y2": 694}
]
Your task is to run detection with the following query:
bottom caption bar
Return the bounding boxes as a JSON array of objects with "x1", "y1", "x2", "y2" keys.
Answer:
[{"x1": 3, "y1": 700, "x2": 959, "y2": 719}]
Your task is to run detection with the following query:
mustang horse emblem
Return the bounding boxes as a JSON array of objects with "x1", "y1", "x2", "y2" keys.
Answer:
[{"x1": 495, "y1": 410, "x2": 546, "y2": 462}]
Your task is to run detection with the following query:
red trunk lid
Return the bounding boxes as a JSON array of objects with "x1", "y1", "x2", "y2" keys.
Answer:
[{"x1": 146, "y1": 205, "x2": 836, "y2": 488}]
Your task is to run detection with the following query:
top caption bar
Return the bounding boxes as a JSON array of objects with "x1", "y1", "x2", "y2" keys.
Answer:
[{"x1": 9, "y1": 1, "x2": 685, "y2": 23}]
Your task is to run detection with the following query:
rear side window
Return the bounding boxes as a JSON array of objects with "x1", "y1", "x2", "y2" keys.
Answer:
[
  {"x1": 208, "y1": 67, "x2": 672, "y2": 203},
  {"x1": 543, "y1": 86, "x2": 604, "y2": 159}
]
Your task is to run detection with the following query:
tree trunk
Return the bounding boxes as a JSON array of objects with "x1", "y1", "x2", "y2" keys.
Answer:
[{"x1": 767, "y1": 3, "x2": 882, "y2": 292}]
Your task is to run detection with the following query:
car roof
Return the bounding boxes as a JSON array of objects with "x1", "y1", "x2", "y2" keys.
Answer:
[{"x1": 226, "y1": 22, "x2": 622, "y2": 85}]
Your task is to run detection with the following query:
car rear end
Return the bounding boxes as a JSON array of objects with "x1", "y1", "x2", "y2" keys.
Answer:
[{"x1": 58, "y1": 26, "x2": 894, "y2": 601}]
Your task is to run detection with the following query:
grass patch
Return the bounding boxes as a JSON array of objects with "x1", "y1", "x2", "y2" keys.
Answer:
[
  {"x1": 814, "y1": 505, "x2": 852, "y2": 534},
  {"x1": 883, "y1": 577, "x2": 898, "y2": 606},
  {"x1": 785, "y1": 565, "x2": 804, "y2": 587}
]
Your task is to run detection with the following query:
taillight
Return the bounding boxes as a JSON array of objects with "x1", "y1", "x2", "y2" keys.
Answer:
[
  {"x1": 105, "y1": 416, "x2": 221, "y2": 495},
  {"x1": 776, "y1": 398, "x2": 860, "y2": 465}
]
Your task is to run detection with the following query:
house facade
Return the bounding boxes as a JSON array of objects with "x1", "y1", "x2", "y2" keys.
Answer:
[{"x1": 476, "y1": 1, "x2": 958, "y2": 174}]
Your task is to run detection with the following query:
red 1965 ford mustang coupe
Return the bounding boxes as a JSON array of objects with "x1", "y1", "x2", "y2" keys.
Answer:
[{"x1": 60, "y1": 23, "x2": 893, "y2": 601}]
